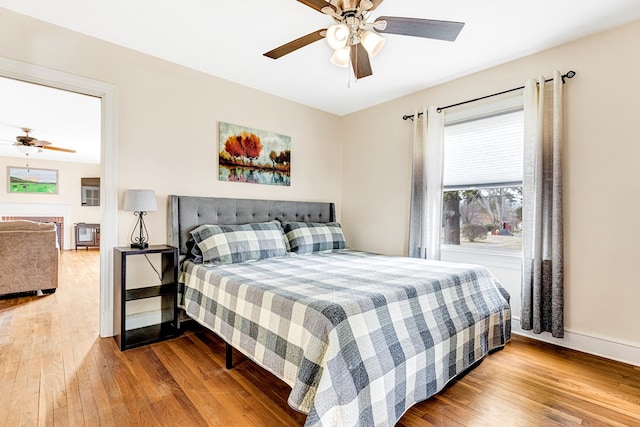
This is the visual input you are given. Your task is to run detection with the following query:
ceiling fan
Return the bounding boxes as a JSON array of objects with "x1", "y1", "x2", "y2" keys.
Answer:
[
  {"x1": 1, "y1": 127, "x2": 76, "y2": 154},
  {"x1": 263, "y1": 0, "x2": 465, "y2": 79}
]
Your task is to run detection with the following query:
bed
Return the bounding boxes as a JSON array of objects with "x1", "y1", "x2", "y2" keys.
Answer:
[{"x1": 168, "y1": 195, "x2": 511, "y2": 427}]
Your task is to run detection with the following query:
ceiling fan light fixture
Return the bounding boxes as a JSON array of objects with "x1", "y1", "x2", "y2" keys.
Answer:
[
  {"x1": 330, "y1": 46, "x2": 351, "y2": 67},
  {"x1": 263, "y1": 2, "x2": 466, "y2": 80},
  {"x1": 16, "y1": 145, "x2": 38, "y2": 155},
  {"x1": 326, "y1": 24, "x2": 350, "y2": 50},
  {"x1": 361, "y1": 30, "x2": 385, "y2": 57}
]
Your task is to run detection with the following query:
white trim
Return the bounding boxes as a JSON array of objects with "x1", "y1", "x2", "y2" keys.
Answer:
[
  {"x1": 99, "y1": 77, "x2": 119, "y2": 338},
  {"x1": 441, "y1": 246, "x2": 521, "y2": 270},
  {"x1": 444, "y1": 92, "x2": 524, "y2": 125},
  {"x1": 0, "y1": 57, "x2": 119, "y2": 337},
  {"x1": 512, "y1": 316, "x2": 640, "y2": 367}
]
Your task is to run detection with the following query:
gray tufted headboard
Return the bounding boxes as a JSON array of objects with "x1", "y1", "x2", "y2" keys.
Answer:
[{"x1": 168, "y1": 195, "x2": 336, "y2": 256}]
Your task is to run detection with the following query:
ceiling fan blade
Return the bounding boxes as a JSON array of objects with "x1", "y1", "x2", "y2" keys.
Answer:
[
  {"x1": 375, "y1": 16, "x2": 465, "y2": 41},
  {"x1": 369, "y1": 0, "x2": 384, "y2": 11},
  {"x1": 40, "y1": 145, "x2": 76, "y2": 153},
  {"x1": 297, "y1": 0, "x2": 336, "y2": 13},
  {"x1": 34, "y1": 139, "x2": 53, "y2": 146},
  {"x1": 264, "y1": 29, "x2": 326, "y2": 59},
  {"x1": 350, "y1": 44, "x2": 373, "y2": 79}
]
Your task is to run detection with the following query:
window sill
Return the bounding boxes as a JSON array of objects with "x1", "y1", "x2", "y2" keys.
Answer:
[
  {"x1": 441, "y1": 245, "x2": 521, "y2": 258},
  {"x1": 440, "y1": 245, "x2": 521, "y2": 270}
]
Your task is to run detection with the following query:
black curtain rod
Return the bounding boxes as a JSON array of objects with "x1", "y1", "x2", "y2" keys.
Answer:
[{"x1": 402, "y1": 70, "x2": 576, "y2": 121}]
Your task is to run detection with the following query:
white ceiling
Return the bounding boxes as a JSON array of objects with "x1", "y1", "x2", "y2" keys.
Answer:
[
  {"x1": 0, "y1": 76, "x2": 101, "y2": 164},
  {"x1": 1, "y1": 0, "x2": 640, "y2": 164}
]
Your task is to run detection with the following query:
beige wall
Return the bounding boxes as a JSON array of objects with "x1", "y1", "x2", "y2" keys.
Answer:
[
  {"x1": 341, "y1": 21, "x2": 640, "y2": 352},
  {"x1": 0, "y1": 8, "x2": 343, "y2": 249},
  {"x1": 0, "y1": 156, "x2": 100, "y2": 247}
]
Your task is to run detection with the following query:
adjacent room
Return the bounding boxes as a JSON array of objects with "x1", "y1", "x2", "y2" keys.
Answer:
[{"x1": 1, "y1": 1, "x2": 639, "y2": 426}]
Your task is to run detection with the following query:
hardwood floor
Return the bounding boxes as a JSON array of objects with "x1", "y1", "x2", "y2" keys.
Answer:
[{"x1": 1, "y1": 250, "x2": 639, "y2": 426}]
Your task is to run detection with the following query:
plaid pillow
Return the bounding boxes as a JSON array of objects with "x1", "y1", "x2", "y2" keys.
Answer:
[
  {"x1": 190, "y1": 221, "x2": 287, "y2": 265},
  {"x1": 282, "y1": 221, "x2": 346, "y2": 254}
]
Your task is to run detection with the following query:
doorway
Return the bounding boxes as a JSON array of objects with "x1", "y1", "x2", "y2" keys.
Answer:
[{"x1": 0, "y1": 56, "x2": 118, "y2": 337}]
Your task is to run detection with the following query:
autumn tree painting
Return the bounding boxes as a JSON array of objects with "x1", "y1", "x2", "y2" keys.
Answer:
[
  {"x1": 224, "y1": 132, "x2": 263, "y2": 165},
  {"x1": 218, "y1": 122, "x2": 291, "y2": 186}
]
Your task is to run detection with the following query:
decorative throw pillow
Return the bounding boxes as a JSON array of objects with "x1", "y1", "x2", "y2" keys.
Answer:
[
  {"x1": 190, "y1": 220, "x2": 287, "y2": 265},
  {"x1": 185, "y1": 237, "x2": 204, "y2": 263},
  {"x1": 281, "y1": 221, "x2": 346, "y2": 254}
]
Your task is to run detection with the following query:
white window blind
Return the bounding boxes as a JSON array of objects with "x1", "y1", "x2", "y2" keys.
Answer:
[{"x1": 443, "y1": 109, "x2": 523, "y2": 189}]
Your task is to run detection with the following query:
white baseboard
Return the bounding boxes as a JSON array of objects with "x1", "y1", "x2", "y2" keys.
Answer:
[{"x1": 511, "y1": 316, "x2": 640, "y2": 367}]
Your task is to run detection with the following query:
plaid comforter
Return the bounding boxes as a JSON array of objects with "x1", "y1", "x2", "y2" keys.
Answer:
[{"x1": 179, "y1": 250, "x2": 511, "y2": 426}]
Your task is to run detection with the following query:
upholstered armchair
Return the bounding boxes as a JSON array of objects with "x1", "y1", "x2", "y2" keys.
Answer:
[{"x1": 0, "y1": 220, "x2": 59, "y2": 296}]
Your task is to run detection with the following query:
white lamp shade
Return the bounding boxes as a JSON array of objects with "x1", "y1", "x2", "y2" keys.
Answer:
[
  {"x1": 330, "y1": 47, "x2": 351, "y2": 67},
  {"x1": 361, "y1": 30, "x2": 385, "y2": 57},
  {"x1": 326, "y1": 24, "x2": 350, "y2": 50},
  {"x1": 123, "y1": 189, "x2": 157, "y2": 212}
]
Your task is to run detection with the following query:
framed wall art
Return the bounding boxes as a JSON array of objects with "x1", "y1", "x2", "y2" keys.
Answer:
[
  {"x1": 7, "y1": 166, "x2": 59, "y2": 194},
  {"x1": 218, "y1": 122, "x2": 291, "y2": 186}
]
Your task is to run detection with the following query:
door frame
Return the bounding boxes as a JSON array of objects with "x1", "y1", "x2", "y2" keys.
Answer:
[{"x1": 0, "y1": 57, "x2": 119, "y2": 337}]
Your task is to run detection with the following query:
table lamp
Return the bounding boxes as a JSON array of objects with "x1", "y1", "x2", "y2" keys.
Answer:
[{"x1": 123, "y1": 189, "x2": 157, "y2": 249}]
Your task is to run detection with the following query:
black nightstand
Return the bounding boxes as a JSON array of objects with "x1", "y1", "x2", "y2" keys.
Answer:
[{"x1": 113, "y1": 245, "x2": 179, "y2": 351}]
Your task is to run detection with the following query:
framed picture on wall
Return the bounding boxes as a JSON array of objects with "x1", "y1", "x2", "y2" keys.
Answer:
[
  {"x1": 218, "y1": 122, "x2": 291, "y2": 186},
  {"x1": 7, "y1": 166, "x2": 59, "y2": 194}
]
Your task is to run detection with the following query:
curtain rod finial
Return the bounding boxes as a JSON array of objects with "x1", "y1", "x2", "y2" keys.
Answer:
[{"x1": 562, "y1": 70, "x2": 576, "y2": 84}]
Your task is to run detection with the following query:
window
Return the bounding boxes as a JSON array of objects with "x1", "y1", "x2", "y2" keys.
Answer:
[
  {"x1": 81, "y1": 177, "x2": 100, "y2": 206},
  {"x1": 442, "y1": 101, "x2": 523, "y2": 252}
]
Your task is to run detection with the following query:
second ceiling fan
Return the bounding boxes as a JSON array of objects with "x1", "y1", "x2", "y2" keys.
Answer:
[
  {"x1": 264, "y1": 0, "x2": 465, "y2": 79},
  {"x1": 4, "y1": 128, "x2": 76, "y2": 154}
]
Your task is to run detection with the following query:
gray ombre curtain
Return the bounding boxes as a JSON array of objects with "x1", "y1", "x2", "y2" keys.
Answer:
[
  {"x1": 521, "y1": 71, "x2": 564, "y2": 338},
  {"x1": 408, "y1": 106, "x2": 445, "y2": 259}
]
